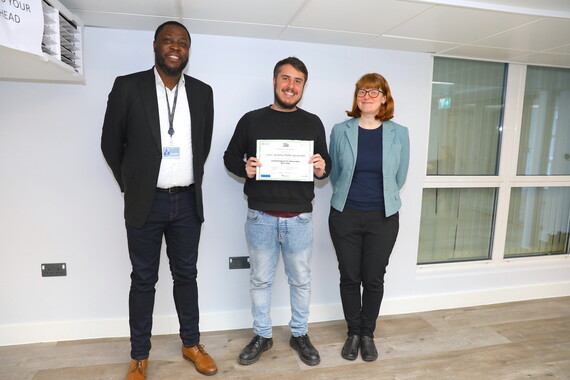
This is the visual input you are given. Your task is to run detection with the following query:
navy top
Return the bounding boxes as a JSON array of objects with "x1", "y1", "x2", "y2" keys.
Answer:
[{"x1": 345, "y1": 126, "x2": 384, "y2": 211}]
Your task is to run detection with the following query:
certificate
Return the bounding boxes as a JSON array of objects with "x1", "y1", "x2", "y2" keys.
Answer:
[{"x1": 256, "y1": 140, "x2": 314, "y2": 181}]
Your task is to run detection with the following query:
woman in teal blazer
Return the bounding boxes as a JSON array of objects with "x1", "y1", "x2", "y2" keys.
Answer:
[{"x1": 328, "y1": 73, "x2": 409, "y2": 362}]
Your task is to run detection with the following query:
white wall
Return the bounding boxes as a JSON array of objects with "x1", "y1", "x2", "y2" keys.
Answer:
[{"x1": 1, "y1": 27, "x2": 568, "y2": 346}]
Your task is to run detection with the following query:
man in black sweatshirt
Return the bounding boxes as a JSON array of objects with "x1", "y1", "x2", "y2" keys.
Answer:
[{"x1": 224, "y1": 57, "x2": 331, "y2": 367}]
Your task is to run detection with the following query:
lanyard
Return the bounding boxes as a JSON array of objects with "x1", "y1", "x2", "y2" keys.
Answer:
[{"x1": 165, "y1": 83, "x2": 179, "y2": 139}]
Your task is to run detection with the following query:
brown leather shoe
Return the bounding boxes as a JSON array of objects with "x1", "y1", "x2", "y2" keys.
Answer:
[
  {"x1": 182, "y1": 344, "x2": 218, "y2": 376},
  {"x1": 126, "y1": 359, "x2": 148, "y2": 380}
]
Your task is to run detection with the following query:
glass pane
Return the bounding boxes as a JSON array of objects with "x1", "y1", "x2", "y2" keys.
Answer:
[
  {"x1": 505, "y1": 187, "x2": 570, "y2": 257},
  {"x1": 517, "y1": 66, "x2": 570, "y2": 175},
  {"x1": 418, "y1": 188, "x2": 497, "y2": 264},
  {"x1": 427, "y1": 57, "x2": 506, "y2": 175}
]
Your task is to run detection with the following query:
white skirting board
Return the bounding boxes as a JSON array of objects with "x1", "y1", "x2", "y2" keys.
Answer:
[{"x1": 2, "y1": 281, "x2": 569, "y2": 346}]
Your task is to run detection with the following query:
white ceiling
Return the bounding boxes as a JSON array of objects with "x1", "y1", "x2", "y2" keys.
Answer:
[{"x1": 59, "y1": 0, "x2": 570, "y2": 68}]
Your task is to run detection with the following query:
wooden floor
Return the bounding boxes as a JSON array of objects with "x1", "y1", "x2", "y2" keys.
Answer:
[{"x1": 1, "y1": 297, "x2": 569, "y2": 380}]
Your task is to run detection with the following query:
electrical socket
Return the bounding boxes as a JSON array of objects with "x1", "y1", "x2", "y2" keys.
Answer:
[
  {"x1": 229, "y1": 256, "x2": 250, "y2": 269},
  {"x1": 42, "y1": 263, "x2": 67, "y2": 277}
]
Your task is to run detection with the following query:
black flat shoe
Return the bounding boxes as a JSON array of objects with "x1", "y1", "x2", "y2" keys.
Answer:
[
  {"x1": 341, "y1": 334, "x2": 360, "y2": 360},
  {"x1": 360, "y1": 336, "x2": 378, "y2": 362}
]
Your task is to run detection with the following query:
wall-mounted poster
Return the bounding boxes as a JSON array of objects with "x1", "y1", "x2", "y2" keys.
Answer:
[{"x1": 0, "y1": 0, "x2": 43, "y2": 56}]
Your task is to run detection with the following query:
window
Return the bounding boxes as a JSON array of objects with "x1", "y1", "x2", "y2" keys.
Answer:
[
  {"x1": 427, "y1": 58, "x2": 506, "y2": 176},
  {"x1": 419, "y1": 59, "x2": 570, "y2": 265},
  {"x1": 518, "y1": 66, "x2": 570, "y2": 176},
  {"x1": 418, "y1": 188, "x2": 496, "y2": 264},
  {"x1": 419, "y1": 57, "x2": 507, "y2": 264},
  {"x1": 505, "y1": 187, "x2": 570, "y2": 258}
]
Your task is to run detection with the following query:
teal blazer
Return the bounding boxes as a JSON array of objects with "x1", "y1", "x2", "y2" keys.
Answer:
[{"x1": 329, "y1": 118, "x2": 410, "y2": 216}]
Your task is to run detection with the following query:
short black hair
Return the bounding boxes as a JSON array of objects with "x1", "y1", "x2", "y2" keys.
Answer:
[
  {"x1": 154, "y1": 21, "x2": 191, "y2": 43},
  {"x1": 273, "y1": 57, "x2": 308, "y2": 83}
]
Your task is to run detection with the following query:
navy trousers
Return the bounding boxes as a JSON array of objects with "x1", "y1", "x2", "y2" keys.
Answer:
[{"x1": 125, "y1": 187, "x2": 202, "y2": 360}]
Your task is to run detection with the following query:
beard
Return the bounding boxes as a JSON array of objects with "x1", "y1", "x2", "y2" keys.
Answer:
[
  {"x1": 155, "y1": 50, "x2": 188, "y2": 76},
  {"x1": 273, "y1": 87, "x2": 301, "y2": 110}
]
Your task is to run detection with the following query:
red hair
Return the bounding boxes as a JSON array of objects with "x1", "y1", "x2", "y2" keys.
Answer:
[{"x1": 347, "y1": 73, "x2": 394, "y2": 121}]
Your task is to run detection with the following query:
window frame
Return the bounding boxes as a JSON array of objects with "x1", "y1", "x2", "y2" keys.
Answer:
[{"x1": 419, "y1": 61, "x2": 570, "y2": 268}]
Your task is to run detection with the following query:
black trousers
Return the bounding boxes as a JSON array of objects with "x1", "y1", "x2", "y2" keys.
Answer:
[
  {"x1": 125, "y1": 188, "x2": 202, "y2": 360},
  {"x1": 329, "y1": 206, "x2": 399, "y2": 338}
]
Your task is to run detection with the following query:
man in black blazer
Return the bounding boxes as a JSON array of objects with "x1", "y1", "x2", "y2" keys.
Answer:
[{"x1": 101, "y1": 21, "x2": 216, "y2": 379}]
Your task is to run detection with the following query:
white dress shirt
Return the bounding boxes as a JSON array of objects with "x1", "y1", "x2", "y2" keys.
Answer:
[{"x1": 154, "y1": 67, "x2": 194, "y2": 189}]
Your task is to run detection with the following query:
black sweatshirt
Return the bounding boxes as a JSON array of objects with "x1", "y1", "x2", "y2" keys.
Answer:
[{"x1": 224, "y1": 106, "x2": 331, "y2": 213}]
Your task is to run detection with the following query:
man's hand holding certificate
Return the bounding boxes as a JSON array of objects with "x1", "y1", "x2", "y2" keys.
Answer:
[{"x1": 255, "y1": 140, "x2": 314, "y2": 181}]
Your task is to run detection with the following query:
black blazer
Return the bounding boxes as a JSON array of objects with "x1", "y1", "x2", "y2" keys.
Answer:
[{"x1": 101, "y1": 68, "x2": 214, "y2": 228}]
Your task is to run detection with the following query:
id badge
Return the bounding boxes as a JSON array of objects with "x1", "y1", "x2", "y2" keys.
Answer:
[{"x1": 163, "y1": 146, "x2": 180, "y2": 159}]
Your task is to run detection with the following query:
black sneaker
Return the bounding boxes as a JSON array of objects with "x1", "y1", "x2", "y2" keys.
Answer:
[
  {"x1": 289, "y1": 334, "x2": 321, "y2": 366},
  {"x1": 360, "y1": 336, "x2": 378, "y2": 362},
  {"x1": 238, "y1": 335, "x2": 273, "y2": 365}
]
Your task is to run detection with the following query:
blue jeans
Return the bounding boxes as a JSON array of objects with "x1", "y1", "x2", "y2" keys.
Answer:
[{"x1": 245, "y1": 209, "x2": 313, "y2": 338}]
